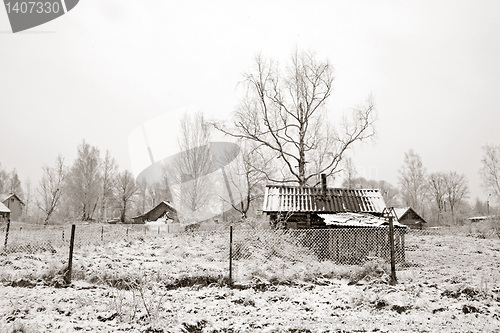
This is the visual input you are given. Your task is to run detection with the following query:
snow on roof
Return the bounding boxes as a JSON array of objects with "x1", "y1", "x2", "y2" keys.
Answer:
[
  {"x1": 0, "y1": 201, "x2": 11, "y2": 213},
  {"x1": 318, "y1": 212, "x2": 406, "y2": 228}
]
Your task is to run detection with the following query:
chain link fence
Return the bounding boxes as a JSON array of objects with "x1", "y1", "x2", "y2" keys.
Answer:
[{"x1": 1, "y1": 221, "x2": 499, "y2": 288}]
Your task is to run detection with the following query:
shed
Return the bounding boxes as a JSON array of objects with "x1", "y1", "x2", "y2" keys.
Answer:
[
  {"x1": 0, "y1": 201, "x2": 10, "y2": 221},
  {"x1": 394, "y1": 207, "x2": 427, "y2": 229},
  {"x1": 0, "y1": 193, "x2": 24, "y2": 221},
  {"x1": 132, "y1": 201, "x2": 179, "y2": 224},
  {"x1": 262, "y1": 184, "x2": 387, "y2": 229}
]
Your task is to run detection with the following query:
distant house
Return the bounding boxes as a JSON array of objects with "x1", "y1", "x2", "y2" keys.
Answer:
[
  {"x1": 0, "y1": 193, "x2": 24, "y2": 221},
  {"x1": 0, "y1": 201, "x2": 10, "y2": 221},
  {"x1": 468, "y1": 216, "x2": 488, "y2": 223},
  {"x1": 262, "y1": 183, "x2": 388, "y2": 229},
  {"x1": 132, "y1": 201, "x2": 179, "y2": 224},
  {"x1": 394, "y1": 207, "x2": 427, "y2": 229}
]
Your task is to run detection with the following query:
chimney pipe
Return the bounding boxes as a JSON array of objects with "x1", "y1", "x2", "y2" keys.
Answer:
[{"x1": 321, "y1": 174, "x2": 327, "y2": 198}]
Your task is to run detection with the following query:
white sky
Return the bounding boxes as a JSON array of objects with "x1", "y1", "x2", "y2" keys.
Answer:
[{"x1": 1, "y1": 0, "x2": 500, "y2": 201}]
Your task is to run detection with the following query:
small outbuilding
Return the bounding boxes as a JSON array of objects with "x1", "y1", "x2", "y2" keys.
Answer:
[
  {"x1": 132, "y1": 201, "x2": 179, "y2": 224},
  {"x1": 394, "y1": 207, "x2": 427, "y2": 229},
  {"x1": 0, "y1": 193, "x2": 24, "y2": 221}
]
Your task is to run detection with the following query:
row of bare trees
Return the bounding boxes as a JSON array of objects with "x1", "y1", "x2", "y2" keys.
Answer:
[
  {"x1": 15, "y1": 141, "x2": 138, "y2": 224},
  {"x1": 38, "y1": 141, "x2": 138, "y2": 224}
]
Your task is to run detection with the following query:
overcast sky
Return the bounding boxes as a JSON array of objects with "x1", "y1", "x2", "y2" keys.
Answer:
[{"x1": 1, "y1": 0, "x2": 500, "y2": 202}]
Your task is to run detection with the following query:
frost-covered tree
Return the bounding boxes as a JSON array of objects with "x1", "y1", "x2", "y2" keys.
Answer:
[
  {"x1": 37, "y1": 154, "x2": 67, "y2": 224},
  {"x1": 398, "y1": 149, "x2": 427, "y2": 212},
  {"x1": 216, "y1": 50, "x2": 375, "y2": 186},
  {"x1": 66, "y1": 140, "x2": 102, "y2": 221},
  {"x1": 115, "y1": 170, "x2": 138, "y2": 223}
]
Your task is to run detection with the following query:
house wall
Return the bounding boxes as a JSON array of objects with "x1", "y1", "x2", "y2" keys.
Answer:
[
  {"x1": 3, "y1": 197, "x2": 22, "y2": 220},
  {"x1": 269, "y1": 213, "x2": 325, "y2": 229},
  {"x1": 399, "y1": 217, "x2": 424, "y2": 229}
]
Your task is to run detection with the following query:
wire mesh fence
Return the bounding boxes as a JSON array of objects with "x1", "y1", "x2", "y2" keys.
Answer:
[{"x1": 1, "y1": 221, "x2": 499, "y2": 288}]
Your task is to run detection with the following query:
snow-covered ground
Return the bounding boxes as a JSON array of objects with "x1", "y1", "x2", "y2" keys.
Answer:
[{"x1": 0, "y1": 227, "x2": 499, "y2": 332}]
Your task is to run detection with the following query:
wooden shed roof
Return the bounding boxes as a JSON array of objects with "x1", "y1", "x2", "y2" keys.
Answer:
[
  {"x1": 133, "y1": 201, "x2": 178, "y2": 223},
  {"x1": 0, "y1": 202, "x2": 10, "y2": 213},
  {"x1": 394, "y1": 207, "x2": 427, "y2": 223},
  {"x1": 262, "y1": 185, "x2": 386, "y2": 214}
]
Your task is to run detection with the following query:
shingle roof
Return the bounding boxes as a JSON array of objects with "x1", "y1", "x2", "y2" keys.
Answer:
[{"x1": 262, "y1": 185, "x2": 386, "y2": 214}]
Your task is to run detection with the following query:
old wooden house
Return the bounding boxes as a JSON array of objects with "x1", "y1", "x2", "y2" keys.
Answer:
[
  {"x1": 262, "y1": 183, "x2": 407, "y2": 263},
  {"x1": 394, "y1": 207, "x2": 427, "y2": 229},
  {"x1": 0, "y1": 193, "x2": 24, "y2": 221},
  {"x1": 132, "y1": 201, "x2": 179, "y2": 224},
  {"x1": 262, "y1": 184, "x2": 387, "y2": 229}
]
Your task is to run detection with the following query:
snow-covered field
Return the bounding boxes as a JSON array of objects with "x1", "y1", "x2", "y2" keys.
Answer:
[{"x1": 0, "y1": 224, "x2": 499, "y2": 332}]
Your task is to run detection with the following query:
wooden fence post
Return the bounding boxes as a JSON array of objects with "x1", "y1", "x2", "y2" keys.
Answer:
[
  {"x1": 3, "y1": 219, "x2": 10, "y2": 249},
  {"x1": 229, "y1": 226, "x2": 233, "y2": 286},
  {"x1": 65, "y1": 224, "x2": 76, "y2": 284},
  {"x1": 388, "y1": 217, "x2": 397, "y2": 285}
]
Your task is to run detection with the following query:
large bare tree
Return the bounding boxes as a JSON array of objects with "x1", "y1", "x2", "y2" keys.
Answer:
[
  {"x1": 480, "y1": 144, "x2": 500, "y2": 201},
  {"x1": 37, "y1": 154, "x2": 67, "y2": 224},
  {"x1": 216, "y1": 50, "x2": 375, "y2": 186}
]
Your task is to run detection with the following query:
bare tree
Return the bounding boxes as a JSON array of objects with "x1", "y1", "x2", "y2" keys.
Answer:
[
  {"x1": 342, "y1": 157, "x2": 358, "y2": 189},
  {"x1": 0, "y1": 164, "x2": 7, "y2": 193},
  {"x1": 398, "y1": 149, "x2": 427, "y2": 212},
  {"x1": 444, "y1": 171, "x2": 469, "y2": 223},
  {"x1": 221, "y1": 142, "x2": 267, "y2": 219},
  {"x1": 66, "y1": 140, "x2": 102, "y2": 221},
  {"x1": 7, "y1": 169, "x2": 23, "y2": 197},
  {"x1": 216, "y1": 50, "x2": 375, "y2": 186},
  {"x1": 341, "y1": 176, "x2": 399, "y2": 207},
  {"x1": 100, "y1": 150, "x2": 118, "y2": 222},
  {"x1": 166, "y1": 112, "x2": 214, "y2": 213},
  {"x1": 480, "y1": 144, "x2": 500, "y2": 201},
  {"x1": 377, "y1": 180, "x2": 400, "y2": 208},
  {"x1": 22, "y1": 179, "x2": 34, "y2": 221},
  {"x1": 37, "y1": 155, "x2": 67, "y2": 224},
  {"x1": 115, "y1": 170, "x2": 138, "y2": 223},
  {"x1": 427, "y1": 172, "x2": 447, "y2": 222}
]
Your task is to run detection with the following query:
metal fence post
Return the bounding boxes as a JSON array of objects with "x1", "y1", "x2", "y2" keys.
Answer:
[
  {"x1": 65, "y1": 224, "x2": 76, "y2": 284},
  {"x1": 229, "y1": 226, "x2": 233, "y2": 286},
  {"x1": 3, "y1": 219, "x2": 10, "y2": 249},
  {"x1": 388, "y1": 217, "x2": 397, "y2": 285},
  {"x1": 101, "y1": 226, "x2": 104, "y2": 242}
]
